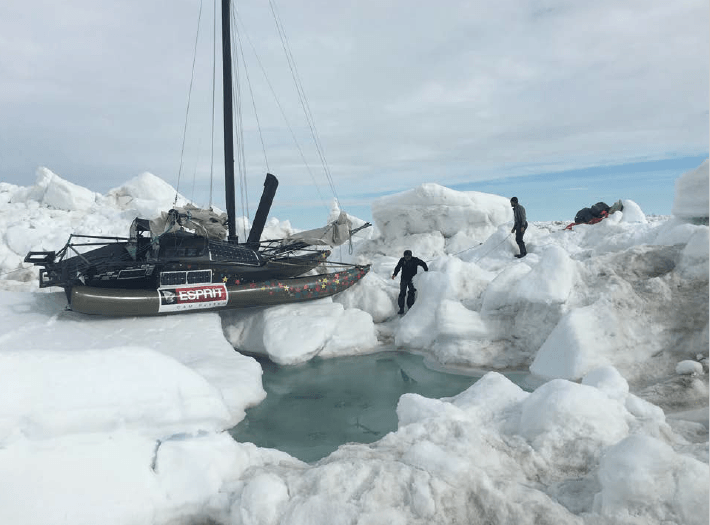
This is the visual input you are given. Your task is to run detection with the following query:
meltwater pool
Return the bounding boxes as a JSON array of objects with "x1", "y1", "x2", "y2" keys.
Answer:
[{"x1": 229, "y1": 349, "x2": 536, "y2": 463}]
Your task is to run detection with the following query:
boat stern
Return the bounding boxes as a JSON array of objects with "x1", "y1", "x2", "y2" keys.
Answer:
[{"x1": 24, "y1": 250, "x2": 66, "y2": 288}]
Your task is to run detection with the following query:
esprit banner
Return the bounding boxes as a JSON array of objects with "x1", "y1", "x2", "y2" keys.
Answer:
[{"x1": 158, "y1": 284, "x2": 228, "y2": 313}]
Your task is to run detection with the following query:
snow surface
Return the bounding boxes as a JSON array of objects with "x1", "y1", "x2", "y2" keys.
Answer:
[{"x1": 0, "y1": 163, "x2": 708, "y2": 525}]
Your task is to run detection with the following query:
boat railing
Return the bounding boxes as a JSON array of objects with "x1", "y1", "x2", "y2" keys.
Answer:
[{"x1": 24, "y1": 233, "x2": 149, "y2": 288}]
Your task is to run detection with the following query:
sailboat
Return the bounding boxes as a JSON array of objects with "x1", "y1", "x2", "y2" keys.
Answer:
[{"x1": 24, "y1": 0, "x2": 370, "y2": 316}]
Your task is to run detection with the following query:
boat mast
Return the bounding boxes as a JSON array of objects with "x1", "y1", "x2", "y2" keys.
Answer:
[{"x1": 221, "y1": 0, "x2": 237, "y2": 242}]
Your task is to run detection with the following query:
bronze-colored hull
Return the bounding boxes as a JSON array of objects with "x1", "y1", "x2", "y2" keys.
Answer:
[{"x1": 69, "y1": 265, "x2": 370, "y2": 316}]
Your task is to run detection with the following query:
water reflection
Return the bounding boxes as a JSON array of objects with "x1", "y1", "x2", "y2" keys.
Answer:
[{"x1": 229, "y1": 349, "x2": 533, "y2": 463}]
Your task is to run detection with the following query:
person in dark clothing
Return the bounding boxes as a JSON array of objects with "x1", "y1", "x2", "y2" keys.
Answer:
[
  {"x1": 510, "y1": 197, "x2": 527, "y2": 258},
  {"x1": 391, "y1": 250, "x2": 428, "y2": 314}
]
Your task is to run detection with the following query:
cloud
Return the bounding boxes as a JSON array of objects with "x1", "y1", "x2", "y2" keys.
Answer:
[{"x1": 0, "y1": 0, "x2": 707, "y2": 219}]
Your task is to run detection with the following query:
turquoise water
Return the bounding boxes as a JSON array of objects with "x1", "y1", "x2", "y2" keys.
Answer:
[{"x1": 229, "y1": 350, "x2": 536, "y2": 463}]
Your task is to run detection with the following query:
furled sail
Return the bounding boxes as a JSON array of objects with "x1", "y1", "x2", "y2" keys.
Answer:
[
  {"x1": 146, "y1": 204, "x2": 228, "y2": 240},
  {"x1": 283, "y1": 211, "x2": 352, "y2": 247}
]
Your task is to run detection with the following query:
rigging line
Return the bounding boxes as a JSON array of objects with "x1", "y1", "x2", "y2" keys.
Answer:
[
  {"x1": 191, "y1": 136, "x2": 202, "y2": 202},
  {"x1": 175, "y1": 0, "x2": 204, "y2": 206},
  {"x1": 234, "y1": 20, "x2": 249, "y2": 206},
  {"x1": 234, "y1": 21, "x2": 269, "y2": 173},
  {"x1": 233, "y1": 9, "x2": 328, "y2": 212},
  {"x1": 418, "y1": 233, "x2": 513, "y2": 265},
  {"x1": 268, "y1": 0, "x2": 338, "y2": 202},
  {"x1": 209, "y1": 0, "x2": 217, "y2": 208},
  {"x1": 0, "y1": 268, "x2": 28, "y2": 279},
  {"x1": 459, "y1": 233, "x2": 512, "y2": 261},
  {"x1": 267, "y1": 0, "x2": 333, "y2": 182},
  {"x1": 230, "y1": 10, "x2": 249, "y2": 240}
]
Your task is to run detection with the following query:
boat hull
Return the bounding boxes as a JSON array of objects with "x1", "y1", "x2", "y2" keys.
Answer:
[{"x1": 69, "y1": 265, "x2": 369, "y2": 316}]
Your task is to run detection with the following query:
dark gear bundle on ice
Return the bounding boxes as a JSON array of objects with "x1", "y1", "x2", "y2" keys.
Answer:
[{"x1": 566, "y1": 200, "x2": 624, "y2": 230}]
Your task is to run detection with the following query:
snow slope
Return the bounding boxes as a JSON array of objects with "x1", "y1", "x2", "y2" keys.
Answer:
[{"x1": 0, "y1": 161, "x2": 707, "y2": 525}]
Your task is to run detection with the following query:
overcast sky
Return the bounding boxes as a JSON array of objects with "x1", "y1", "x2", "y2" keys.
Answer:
[{"x1": 1, "y1": 0, "x2": 708, "y2": 228}]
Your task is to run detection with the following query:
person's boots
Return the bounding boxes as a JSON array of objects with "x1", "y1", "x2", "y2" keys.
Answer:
[
  {"x1": 397, "y1": 294, "x2": 405, "y2": 314},
  {"x1": 407, "y1": 290, "x2": 416, "y2": 310}
]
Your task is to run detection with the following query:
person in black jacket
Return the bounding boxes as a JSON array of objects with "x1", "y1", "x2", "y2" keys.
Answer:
[
  {"x1": 391, "y1": 250, "x2": 428, "y2": 314},
  {"x1": 510, "y1": 197, "x2": 527, "y2": 258}
]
